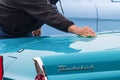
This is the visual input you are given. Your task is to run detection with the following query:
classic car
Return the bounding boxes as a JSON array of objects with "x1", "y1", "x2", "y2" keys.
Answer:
[
  {"x1": 0, "y1": 31, "x2": 120, "y2": 80},
  {"x1": 0, "y1": 0, "x2": 120, "y2": 80}
]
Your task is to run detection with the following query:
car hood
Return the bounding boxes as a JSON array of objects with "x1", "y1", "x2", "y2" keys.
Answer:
[{"x1": 1, "y1": 32, "x2": 120, "y2": 54}]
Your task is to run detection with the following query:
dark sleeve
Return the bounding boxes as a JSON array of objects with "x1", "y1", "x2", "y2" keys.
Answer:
[
  {"x1": 50, "y1": 0, "x2": 59, "y2": 5},
  {"x1": 18, "y1": 0, "x2": 74, "y2": 32}
]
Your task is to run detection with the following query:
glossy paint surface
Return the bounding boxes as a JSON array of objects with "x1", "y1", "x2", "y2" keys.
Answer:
[{"x1": 0, "y1": 31, "x2": 120, "y2": 80}]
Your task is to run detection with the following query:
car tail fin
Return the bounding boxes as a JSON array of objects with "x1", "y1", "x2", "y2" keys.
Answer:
[
  {"x1": 0, "y1": 56, "x2": 3, "y2": 80},
  {"x1": 33, "y1": 57, "x2": 47, "y2": 80}
]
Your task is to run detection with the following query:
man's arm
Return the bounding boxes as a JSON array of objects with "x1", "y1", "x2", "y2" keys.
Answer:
[{"x1": 18, "y1": 0, "x2": 96, "y2": 37}]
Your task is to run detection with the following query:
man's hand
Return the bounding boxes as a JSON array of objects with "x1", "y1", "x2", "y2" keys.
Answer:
[
  {"x1": 68, "y1": 25, "x2": 96, "y2": 37},
  {"x1": 32, "y1": 28, "x2": 41, "y2": 36}
]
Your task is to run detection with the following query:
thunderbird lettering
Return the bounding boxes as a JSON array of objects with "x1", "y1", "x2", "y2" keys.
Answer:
[{"x1": 58, "y1": 64, "x2": 95, "y2": 72}]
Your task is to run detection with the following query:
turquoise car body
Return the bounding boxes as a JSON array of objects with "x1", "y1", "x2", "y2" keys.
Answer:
[
  {"x1": 1, "y1": 31, "x2": 120, "y2": 80},
  {"x1": 1, "y1": 0, "x2": 120, "y2": 80}
]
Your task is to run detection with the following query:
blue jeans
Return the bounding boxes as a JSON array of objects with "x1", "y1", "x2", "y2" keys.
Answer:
[{"x1": 0, "y1": 25, "x2": 32, "y2": 39}]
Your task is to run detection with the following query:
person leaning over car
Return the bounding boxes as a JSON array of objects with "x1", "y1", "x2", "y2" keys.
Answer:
[{"x1": 0, "y1": 0, "x2": 96, "y2": 39}]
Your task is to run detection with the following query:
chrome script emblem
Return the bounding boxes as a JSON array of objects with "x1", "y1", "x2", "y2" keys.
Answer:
[{"x1": 58, "y1": 64, "x2": 95, "y2": 72}]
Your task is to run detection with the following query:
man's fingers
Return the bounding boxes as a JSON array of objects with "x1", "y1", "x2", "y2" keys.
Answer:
[
  {"x1": 32, "y1": 29, "x2": 41, "y2": 36},
  {"x1": 81, "y1": 30, "x2": 96, "y2": 37}
]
